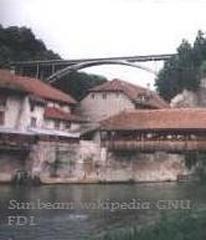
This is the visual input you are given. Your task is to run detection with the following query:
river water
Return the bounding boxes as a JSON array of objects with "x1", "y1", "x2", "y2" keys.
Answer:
[{"x1": 0, "y1": 182, "x2": 206, "y2": 240}]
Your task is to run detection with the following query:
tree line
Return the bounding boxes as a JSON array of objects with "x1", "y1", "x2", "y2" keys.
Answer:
[
  {"x1": 2, "y1": 25, "x2": 204, "y2": 102},
  {"x1": 156, "y1": 30, "x2": 206, "y2": 101},
  {"x1": 0, "y1": 25, "x2": 106, "y2": 100}
]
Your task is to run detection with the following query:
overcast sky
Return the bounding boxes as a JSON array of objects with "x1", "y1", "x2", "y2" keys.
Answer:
[{"x1": 1, "y1": 0, "x2": 206, "y2": 88}]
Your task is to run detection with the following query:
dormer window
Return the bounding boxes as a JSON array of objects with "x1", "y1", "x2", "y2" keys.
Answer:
[
  {"x1": 136, "y1": 93, "x2": 150, "y2": 103},
  {"x1": 136, "y1": 94, "x2": 145, "y2": 102},
  {"x1": 140, "y1": 95, "x2": 146, "y2": 101}
]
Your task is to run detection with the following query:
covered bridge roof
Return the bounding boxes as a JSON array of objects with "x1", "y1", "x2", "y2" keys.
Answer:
[{"x1": 101, "y1": 108, "x2": 206, "y2": 131}]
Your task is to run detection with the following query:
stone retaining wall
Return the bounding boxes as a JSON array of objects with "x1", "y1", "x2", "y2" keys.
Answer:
[{"x1": 0, "y1": 140, "x2": 198, "y2": 184}]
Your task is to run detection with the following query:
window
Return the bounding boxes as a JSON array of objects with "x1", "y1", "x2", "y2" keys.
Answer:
[
  {"x1": 0, "y1": 111, "x2": 5, "y2": 125},
  {"x1": 30, "y1": 117, "x2": 37, "y2": 128},
  {"x1": 136, "y1": 93, "x2": 149, "y2": 103},
  {"x1": 59, "y1": 102, "x2": 64, "y2": 108},
  {"x1": 65, "y1": 122, "x2": 71, "y2": 129},
  {"x1": 101, "y1": 131, "x2": 108, "y2": 140},
  {"x1": 102, "y1": 93, "x2": 107, "y2": 99},
  {"x1": 0, "y1": 95, "x2": 7, "y2": 108},
  {"x1": 30, "y1": 103, "x2": 35, "y2": 112},
  {"x1": 54, "y1": 120, "x2": 60, "y2": 130}
]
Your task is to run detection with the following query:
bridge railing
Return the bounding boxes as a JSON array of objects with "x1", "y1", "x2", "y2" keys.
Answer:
[
  {"x1": 10, "y1": 53, "x2": 177, "y2": 81},
  {"x1": 101, "y1": 140, "x2": 206, "y2": 153}
]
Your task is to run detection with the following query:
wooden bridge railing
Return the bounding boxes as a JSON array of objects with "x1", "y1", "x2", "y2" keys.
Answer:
[{"x1": 101, "y1": 140, "x2": 206, "y2": 153}]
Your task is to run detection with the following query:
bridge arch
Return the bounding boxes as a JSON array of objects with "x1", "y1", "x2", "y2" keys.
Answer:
[{"x1": 47, "y1": 60, "x2": 158, "y2": 83}]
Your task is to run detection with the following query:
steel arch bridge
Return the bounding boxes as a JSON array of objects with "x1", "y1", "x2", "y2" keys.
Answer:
[
  {"x1": 11, "y1": 53, "x2": 176, "y2": 82},
  {"x1": 47, "y1": 60, "x2": 158, "y2": 83}
]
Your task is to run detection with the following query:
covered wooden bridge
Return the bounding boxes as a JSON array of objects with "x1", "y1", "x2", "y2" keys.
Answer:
[{"x1": 100, "y1": 109, "x2": 206, "y2": 153}]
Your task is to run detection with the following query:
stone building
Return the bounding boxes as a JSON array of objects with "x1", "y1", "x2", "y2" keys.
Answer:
[{"x1": 81, "y1": 79, "x2": 169, "y2": 122}]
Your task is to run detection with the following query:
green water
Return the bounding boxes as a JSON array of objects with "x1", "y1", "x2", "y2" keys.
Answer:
[{"x1": 0, "y1": 182, "x2": 205, "y2": 240}]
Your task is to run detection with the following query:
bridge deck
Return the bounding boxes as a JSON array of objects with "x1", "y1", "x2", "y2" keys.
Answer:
[
  {"x1": 11, "y1": 53, "x2": 176, "y2": 81},
  {"x1": 12, "y1": 53, "x2": 176, "y2": 67}
]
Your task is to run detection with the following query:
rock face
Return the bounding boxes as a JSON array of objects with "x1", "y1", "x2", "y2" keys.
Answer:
[
  {"x1": 170, "y1": 89, "x2": 199, "y2": 108},
  {"x1": 171, "y1": 78, "x2": 206, "y2": 108}
]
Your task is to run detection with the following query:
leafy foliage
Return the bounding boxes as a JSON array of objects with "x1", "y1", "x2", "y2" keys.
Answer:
[
  {"x1": 0, "y1": 25, "x2": 60, "y2": 68},
  {"x1": 0, "y1": 25, "x2": 107, "y2": 99},
  {"x1": 53, "y1": 71, "x2": 107, "y2": 100},
  {"x1": 156, "y1": 30, "x2": 206, "y2": 101}
]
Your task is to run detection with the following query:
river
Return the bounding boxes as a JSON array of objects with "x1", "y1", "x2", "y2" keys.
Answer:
[{"x1": 0, "y1": 182, "x2": 206, "y2": 240}]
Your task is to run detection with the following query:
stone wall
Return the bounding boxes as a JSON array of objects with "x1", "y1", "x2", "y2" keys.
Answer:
[
  {"x1": 0, "y1": 140, "x2": 200, "y2": 184},
  {"x1": 29, "y1": 140, "x2": 105, "y2": 183},
  {"x1": 28, "y1": 141, "x2": 195, "y2": 184},
  {"x1": 0, "y1": 150, "x2": 29, "y2": 183},
  {"x1": 104, "y1": 151, "x2": 188, "y2": 182},
  {"x1": 80, "y1": 92, "x2": 135, "y2": 122}
]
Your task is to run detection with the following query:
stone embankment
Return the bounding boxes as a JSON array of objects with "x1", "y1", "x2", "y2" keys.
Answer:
[{"x1": 0, "y1": 140, "x2": 199, "y2": 184}]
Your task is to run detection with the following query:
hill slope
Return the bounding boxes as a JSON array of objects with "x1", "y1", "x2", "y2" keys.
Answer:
[{"x1": 0, "y1": 25, "x2": 107, "y2": 100}]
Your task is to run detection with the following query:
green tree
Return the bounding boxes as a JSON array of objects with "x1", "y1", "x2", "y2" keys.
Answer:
[
  {"x1": 199, "y1": 61, "x2": 206, "y2": 78},
  {"x1": 0, "y1": 25, "x2": 60, "y2": 68},
  {"x1": 53, "y1": 71, "x2": 107, "y2": 100},
  {"x1": 0, "y1": 25, "x2": 107, "y2": 99},
  {"x1": 155, "y1": 31, "x2": 206, "y2": 101},
  {"x1": 193, "y1": 30, "x2": 206, "y2": 66}
]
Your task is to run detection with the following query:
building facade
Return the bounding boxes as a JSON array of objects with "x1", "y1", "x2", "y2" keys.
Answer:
[
  {"x1": 0, "y1": 69, "x2": 81, "y2": 134},
  {"x1": 81, "y1": 79, "x2": 169, "y2": 122}
]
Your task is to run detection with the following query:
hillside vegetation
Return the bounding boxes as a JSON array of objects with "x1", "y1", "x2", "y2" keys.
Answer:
[
  {"x1": 156, "y1": 30, "x2": 206, "y2": 101},
  {"x1": 0, "y1": 25, "x2": 107, "y2": 100}
]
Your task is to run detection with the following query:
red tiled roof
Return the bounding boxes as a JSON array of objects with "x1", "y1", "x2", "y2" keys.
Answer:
[
  {"x1": 90, "y1": 79, "x2": 169, "y2": 109},
  {"x1": 101, "y1": 108, "x2": 206, "y2": 130},
  {"x1": 44, "y1": 107, "x2": 83, "y2": 122},
  {"x1": 0, "y1": 69, "x2": 76, "y2": 104}
]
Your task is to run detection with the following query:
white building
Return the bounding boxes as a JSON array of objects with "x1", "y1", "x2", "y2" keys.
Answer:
[
  {"x1": 81, "y1": 79, "x2": 169, "y2": 122},
  {"x1": 0, "y1": 69, "x2": 82, "y2": 135}
]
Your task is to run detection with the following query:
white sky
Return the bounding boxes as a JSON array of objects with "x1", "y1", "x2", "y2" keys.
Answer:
[{"x1": 1, "y1": 0, "x2": 206, "y2": 89}]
